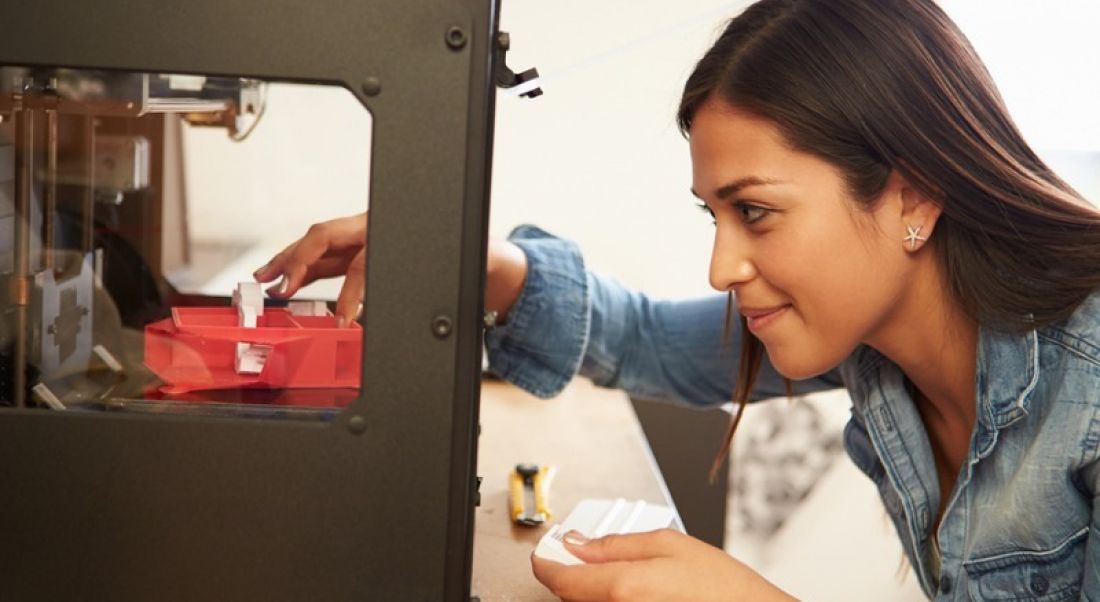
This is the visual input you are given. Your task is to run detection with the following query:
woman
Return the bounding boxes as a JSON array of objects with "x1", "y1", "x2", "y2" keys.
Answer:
[{"x1": 255, "y1": 0, "x2": 1100, "y2": 598}]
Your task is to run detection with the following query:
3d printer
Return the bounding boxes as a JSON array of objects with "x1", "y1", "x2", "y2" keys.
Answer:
[{"x1": 0, "y1": 0, "x2": 537, "y2": 599}]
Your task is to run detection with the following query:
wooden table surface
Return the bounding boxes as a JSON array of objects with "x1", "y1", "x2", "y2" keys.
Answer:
[{"x1": 471, "y1": 378, "x2": 678, "y2": 601}]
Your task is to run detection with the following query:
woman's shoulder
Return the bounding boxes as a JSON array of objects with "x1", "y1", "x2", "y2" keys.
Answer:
[{"x1": 1038, "y1": 289, "x2": 1100, "y2": 367}]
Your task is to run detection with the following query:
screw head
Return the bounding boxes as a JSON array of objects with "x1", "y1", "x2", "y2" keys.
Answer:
[
  {"x1": 432, "y1": 315, "x2": 454, "y2": 338},
  {"x1": 497, "y1": 32, "x2": 511, "y2": 51},
  {"x1": 446, "y1": 26, "x2": 468, "y2": 50},
  {"x1": 361, "y1": 77, "x2": 382, "y2": 97},
  {"x1": 348, "y1": 415, "x2": 367, "y2": 435}
]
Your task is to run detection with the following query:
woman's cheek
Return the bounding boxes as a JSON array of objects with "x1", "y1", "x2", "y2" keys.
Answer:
[{"x1": 764, "y1": 303, "x2": 859, "y2": 380}]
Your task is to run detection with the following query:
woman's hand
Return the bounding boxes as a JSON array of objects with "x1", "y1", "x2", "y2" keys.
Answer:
[
  {"x1": 254, "y1": 213, "x2": 369, "y2": 326},
  {"x1": 254, "y1": 212, "x2": 529, "y2": 327},
  {"x1": 531, "y1": 529, "x2": 797, "y2": 602}
]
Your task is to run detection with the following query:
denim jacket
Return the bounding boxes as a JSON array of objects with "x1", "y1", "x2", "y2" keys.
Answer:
[{"x1": 485, "y1": 225, "x2": 1100, "y2": 601}]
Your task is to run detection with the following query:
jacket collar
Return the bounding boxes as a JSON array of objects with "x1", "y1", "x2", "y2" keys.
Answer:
[
  {"x1": 846, "y1": 326, "x2": 1040, "y2": 431},
  {"x1": 975, "y1": 326, "x2": 1040, "y2": 430}
]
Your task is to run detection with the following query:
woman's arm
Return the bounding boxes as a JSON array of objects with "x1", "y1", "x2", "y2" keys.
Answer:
[
  {"x1": 485, "y1": 225, "x2": 842, "y2": 407},
  {"x1": 256, "y1": 217, "x2": 841, "y2": 405}
]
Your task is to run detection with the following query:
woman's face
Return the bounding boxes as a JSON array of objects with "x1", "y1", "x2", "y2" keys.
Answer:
[{"x1": 690, "y1": 98, "x2": 913, "y2": 379}]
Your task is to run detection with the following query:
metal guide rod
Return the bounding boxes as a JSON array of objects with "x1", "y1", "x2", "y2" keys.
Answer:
[{"x1": 12, "y1": 108, "x2": 32, "y2": 408}]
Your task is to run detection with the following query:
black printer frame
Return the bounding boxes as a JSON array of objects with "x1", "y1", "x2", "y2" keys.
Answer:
[{"x1": 0, "y1": 0, "x2": 498, "y2": 599}]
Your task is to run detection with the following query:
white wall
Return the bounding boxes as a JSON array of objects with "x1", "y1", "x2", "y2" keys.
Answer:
[
  {"x1": 490, "y1": 0, "x2": 751, "y2": 298},
  {"x1": 182, "y1": 84, "x2": 373, "y2": 247},
  {"x1": 942, "y1": 0, "x2": 1100, "y2": 154},
  {"x1": 940, "y1": 0, "x2": 1100, "y2": 204}
]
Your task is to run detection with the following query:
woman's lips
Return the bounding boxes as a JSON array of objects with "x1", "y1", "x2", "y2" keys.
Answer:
[{"x1": 742, "y1": 305, "x2": 791, "y2": 334}]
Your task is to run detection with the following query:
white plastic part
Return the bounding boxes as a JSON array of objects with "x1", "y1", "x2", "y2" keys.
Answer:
[
  {"x1": 165, "y1": 74, "x2": 207, "y2": 92},
  {"x1": 234, "y1": 342, "x2": 272, "y2": 375},
  {"x1": 288, "y1": 300, "x2": 330, "y2": 317},
  {"x1": 533, "y1": 498, "x2": 678, "y2": 565},
  {"x1": 233, "y1": 281, "x2": 264, "y2": 328},
  {"x1": 92, "y1": 344, "x2": 124, "y2": 373},
  {"x1": 31, "y1": 383, "x2": 67, "y2": 410},
  {"x1": 238, "y1": 306, "x2": 258, "y2": 329},
  {"x1": 231, "y1": 283, "x2": 276, "y2": 375}
]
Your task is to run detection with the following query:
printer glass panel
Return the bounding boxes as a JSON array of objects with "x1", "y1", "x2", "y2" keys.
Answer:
[{"x1": 0, "y1": 66, "x2": 371, "y2": 417}]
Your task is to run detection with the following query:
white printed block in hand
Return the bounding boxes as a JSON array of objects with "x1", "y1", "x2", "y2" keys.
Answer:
[{"x1": 533, "y1": 498, "x2": 678, "y2": 565}]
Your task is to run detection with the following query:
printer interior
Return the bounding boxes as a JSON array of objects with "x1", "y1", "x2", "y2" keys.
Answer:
[{"x1": 0, "y1": 67, "x2": 364, "y2": 415}]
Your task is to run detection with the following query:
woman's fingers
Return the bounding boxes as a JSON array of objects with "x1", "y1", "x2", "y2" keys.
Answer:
[
  {"x1": 268, "y1": 224, "x2": 346, "y2": 298},
  {"x1": 258, "y1": 256, "x2": 355, "y2": 296},
  {"x1": 249, "y1": 214, "x2": 369, "y2": 328},
  {"x1": 563, "y1": 529, "x2": 680, "y2": 564},
  {"x1": 531, "y1": 555, "x2": 614, "y2": 602},
  {"x1": 255, "y1": 213, "x2": 368, "y2": 299},
  {"x1": 335, "y1": 248, "x2": 367, "y2": 327},
  {"x1": 254, "y1": 241, "x2": 298, "y2": 284}
]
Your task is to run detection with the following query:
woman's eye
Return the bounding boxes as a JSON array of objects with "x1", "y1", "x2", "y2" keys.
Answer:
[
  {"x1": 695, "y1": 202, "x2": 716, "y2": 225},
  {"x1": 736, "y1": 202, "x2": 768, "y2": 224}
]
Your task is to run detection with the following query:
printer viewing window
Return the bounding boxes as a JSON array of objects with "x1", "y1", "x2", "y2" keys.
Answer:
[{"x1": 0, "y1": 67, "x2": 370, "y2": 417}]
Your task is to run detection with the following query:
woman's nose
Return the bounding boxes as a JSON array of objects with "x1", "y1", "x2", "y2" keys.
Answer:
[{"x1": 708, "y1": 228, "x2": 756, "y2": 292}]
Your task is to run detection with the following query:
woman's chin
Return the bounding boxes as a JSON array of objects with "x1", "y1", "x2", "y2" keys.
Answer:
[{"x1": 764, "y1": 348, "x2": 840, "y2": 381}]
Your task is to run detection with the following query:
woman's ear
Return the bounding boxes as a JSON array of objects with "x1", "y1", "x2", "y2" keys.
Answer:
[{"x1": 889, "y1": 169, "x2": 943, "y2": 252}]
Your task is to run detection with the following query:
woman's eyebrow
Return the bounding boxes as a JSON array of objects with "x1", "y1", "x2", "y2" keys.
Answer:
[{"x1": 690, "y1": 176, "x2": 785, "y2": 200}]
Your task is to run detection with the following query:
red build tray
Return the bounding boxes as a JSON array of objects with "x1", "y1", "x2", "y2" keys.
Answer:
[{"x1": 145, "y1": 307, "x2": 362, "y2": 394}]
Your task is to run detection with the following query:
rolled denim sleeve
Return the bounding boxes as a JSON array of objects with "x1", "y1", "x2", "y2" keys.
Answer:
[
  {"x1": 484, "y1": 225, "x2": 591, "y2": 398},
  {"x1": 485, "y1": 225, "x2": 842, "y2": 406}
]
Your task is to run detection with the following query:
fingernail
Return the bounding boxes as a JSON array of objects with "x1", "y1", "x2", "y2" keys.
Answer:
[
  {"x1": 277, "y1": 278, "x2": 288, "y2": 294},
  {"x1": 265, "y1": 278, "x2": 287, "y2": 297},
  {"x1": 336, "y1": 316, "x2": 347, "y2": 328},
  {"x1": 562, "y1": 530, "x2": 589, "y2": 546}
]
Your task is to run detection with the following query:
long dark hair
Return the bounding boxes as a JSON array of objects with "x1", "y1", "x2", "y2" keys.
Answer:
[{"x1": 681, "y1": 0, "x2": 1100, "y2": 480}]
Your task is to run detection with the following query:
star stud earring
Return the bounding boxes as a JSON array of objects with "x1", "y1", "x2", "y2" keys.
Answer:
[{"x1": 903, "y1": 224, "x2": 927, "y2": 250}]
